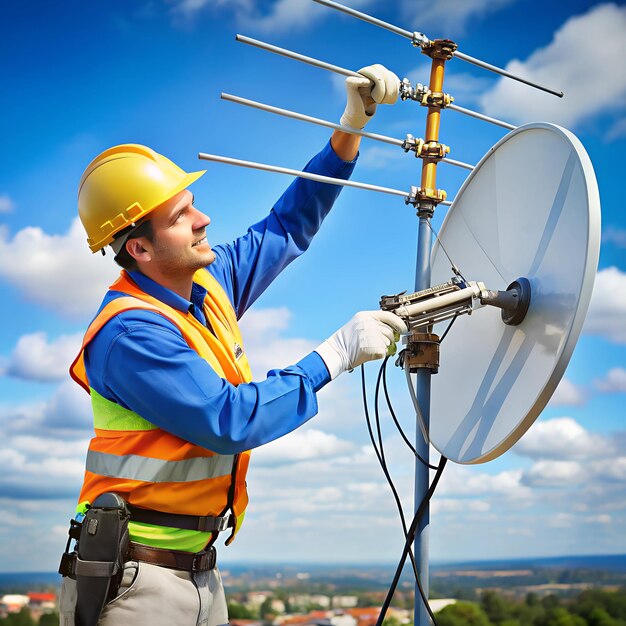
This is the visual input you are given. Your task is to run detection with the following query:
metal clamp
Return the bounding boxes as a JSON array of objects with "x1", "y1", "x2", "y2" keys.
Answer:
[
  {"x1": 402, "y1": 135, "x2": 450, "y2": 160},
  {"x1": 421, "y1": 38, "x2": 458, "y2": 60},
  {"x1": 406, "y1": 185, "x2": 448, "y2": 206},
  {"x1": 423, "y1": 91, "x2": 454, "y2": 108},
  {"x1": 399, "y1": 79, "x2": 429, "y2": 102},
  {"x1": 399, "y1": 80, "x2": 454, "y2": 108},
  {"x1": 403, "y1": 333, "x2": 440, "y2": 374},
  {"x1": 411, "y1": 31, "x2": 430, "y2": 48}
]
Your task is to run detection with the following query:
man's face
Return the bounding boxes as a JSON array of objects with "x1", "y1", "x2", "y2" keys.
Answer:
[{"x1": 143, "y1": 189, "x2": 215, "y2": 276}]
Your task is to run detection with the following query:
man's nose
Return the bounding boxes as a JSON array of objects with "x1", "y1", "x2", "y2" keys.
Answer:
[{"x1": 192, "y1": 207, "x2": 211, "y2": 230}]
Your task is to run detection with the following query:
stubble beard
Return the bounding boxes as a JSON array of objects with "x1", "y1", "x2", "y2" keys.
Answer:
[{"x1": 152, "y1": 240, "x2": 216, "y2": 279}]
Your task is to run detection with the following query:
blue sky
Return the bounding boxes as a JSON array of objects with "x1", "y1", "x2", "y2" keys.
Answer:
[{"x1": 0, "y1": 0, "x2": 625, "y2": 572}]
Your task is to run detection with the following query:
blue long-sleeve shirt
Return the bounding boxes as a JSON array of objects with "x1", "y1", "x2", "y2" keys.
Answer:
[{"x1": 84, "y1": 140, "x2": 357, "y2": 454}]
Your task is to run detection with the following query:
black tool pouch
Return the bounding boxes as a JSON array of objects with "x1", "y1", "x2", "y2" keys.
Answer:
[{"x1": 60, "y1": 493, "x2": 130, "y2": 626}]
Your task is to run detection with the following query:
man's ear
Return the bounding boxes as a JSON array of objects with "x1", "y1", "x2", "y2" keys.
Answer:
[{"x1": 126, "y1": 238, "x2": 152, "y2": 264}]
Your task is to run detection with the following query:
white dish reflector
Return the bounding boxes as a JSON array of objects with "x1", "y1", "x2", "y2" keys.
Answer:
[{"x1": 430, "y1": 123, "x2": 601, "y2": 464}]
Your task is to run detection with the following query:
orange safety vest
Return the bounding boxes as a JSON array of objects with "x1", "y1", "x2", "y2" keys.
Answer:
[{"x1": 70, "y1": 269, "x2": 253, "y2": 550}]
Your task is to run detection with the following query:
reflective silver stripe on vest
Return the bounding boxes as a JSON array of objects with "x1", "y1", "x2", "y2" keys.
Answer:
[{"x1": 86, "y1": 450, "x2": 235, "y2": 483}]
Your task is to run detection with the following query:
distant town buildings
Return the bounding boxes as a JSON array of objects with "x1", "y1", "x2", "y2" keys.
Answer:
[{"x1": 0, "y1": 591, "x2": 57, "y2": 620}]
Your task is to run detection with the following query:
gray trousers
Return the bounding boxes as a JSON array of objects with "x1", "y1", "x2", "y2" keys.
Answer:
[{"x1": 60, "y1": 560, "x2": 229, "y2": 626}]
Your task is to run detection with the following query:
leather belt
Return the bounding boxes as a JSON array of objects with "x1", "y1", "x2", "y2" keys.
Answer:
[{"x1": 128, "y1": 543, "x2": 217, "y2": 572}]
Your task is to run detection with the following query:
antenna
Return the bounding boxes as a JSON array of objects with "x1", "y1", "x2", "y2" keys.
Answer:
[
  {"x1": 220, "y1": 93, "x2": 475, "y2": 172},
  {"x1": 235, "y1": 35, "x2": 517, "y2": 131},
  {"x1": 196, "y1": 5, "x2": 599, "y2": 626},
  {"x1": 312, "y1": 0, "x2": 564, "y2": 98}
]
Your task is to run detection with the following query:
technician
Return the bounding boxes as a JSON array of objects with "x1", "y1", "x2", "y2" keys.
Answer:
[{"x1": 60, "y1": 64, "x2": 407, "y2": 625}]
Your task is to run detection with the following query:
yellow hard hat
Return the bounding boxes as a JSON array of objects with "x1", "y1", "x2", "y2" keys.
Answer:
[{"x1": 78, "y1": 144, "x2": 206, "y2": 253}]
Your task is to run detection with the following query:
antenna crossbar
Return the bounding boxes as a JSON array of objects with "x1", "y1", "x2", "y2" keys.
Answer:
[
  {"x1": 236, "y1": 34, "x2": 515, "y2": 130},
  {"x1": 235, "y1": 34, "x2": 357, "y2": 78},
  {"x1": 198, "y1": 152, "x2": 453, "y2": 205},
  {"x1": 312, "y1": 0, "x2": 563, "y2": 97},
  {"x1": 221, "y1": 92, "x2": 400, "y2": 146},
  {"x1": 449, "y1": 103, "x2": 516, "y2": 130},
  {"x1": 221, "y1": 93, "x2": 475, "y2": 171}
]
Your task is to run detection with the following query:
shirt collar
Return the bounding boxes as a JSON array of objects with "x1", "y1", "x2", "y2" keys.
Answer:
[{"x1": 128, "y1": 270, "x2": 208, "y2": 314}]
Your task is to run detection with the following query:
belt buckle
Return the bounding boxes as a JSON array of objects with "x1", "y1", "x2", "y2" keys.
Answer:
[
  {"x1": 215, "y1": 516, "x2": 230, "y2": 532},
  {"x1": 192, "y1": 547, "x2": 216, "y2": 572}
]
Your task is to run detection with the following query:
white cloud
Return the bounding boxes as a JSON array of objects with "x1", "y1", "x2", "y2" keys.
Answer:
[
  {"x1": 591, "y1": 456, "x2": 626, "y2": 482},
  {"x1": 170, "y1": 0, "x2": 375, "y2": 33},
  {"x1": 480, "y1": 4, "x2": 626, "y2": 128},
  {"x1": 431, "y1": 498, "x2": 490, "y2": 514},
  {"x1": 433, "y1": 72, "x2": 493, "y2": 107},
  {"x1": 522, "y1": 460, "x2": 587, "y2": 488},
  {"x1": 605, "y1": 118, "x2": 626, "y2": 142},
  {"x1": 545, "y1": 512, "x2": 575, "y2": 528},
  {"x1": 585, "y1": 266, "x2": 626, "y2": 344},
  {"x1": 1, "y1": 379, "x2": 93, "y2": 438},
  {"x1": 602, "y1": 227, "x2": 626, "y2": 248},
  {"x1": 0, "y1": 194, "x2": 14, "y2": 213},
  {"x1": 548, "y1": 378, "x2": 586, "y2": 406},
  {"x1": 0, "y1": 218, "x2": 119, "y2": 319},
  {"x1": 253, "y1": 427, "x2": 354, "y2": 466},
  {"x1": 514, "y1": 417, "x2": 611, "y2": 460},
  {"x1": 595, "y1": 367, "x2": 626, "y2": 393},
  {"x1": 239, "y1": 307, "x2": 318, "y2": 377},
  {"x1": 585, "y1": 514, "x2": 612, "y2": 524},
  {"x1": 3, "y1": 331, "x2": 82, "y2": 382},
  {"x1": 438, "y1": 464, "x2": 533, "y2": 500},
  {"x1": 359, "y1": 146, "x2": 406, "y2": 169},
  {"x1": 399, "y1": 0, "x2": 515, "y2": 36}
]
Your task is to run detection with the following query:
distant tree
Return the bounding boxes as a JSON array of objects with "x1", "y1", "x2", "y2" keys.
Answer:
[
  {"x1": 540, "y1": 607, "x2": 586, "y2": 626},
  {"x1": 437, "y1": 601, "x2": 492, "y2": 626},
  {"x1": 573, "y1": 589, "x2": 626, "y2": 622},
  {"x1": 38, "y1": 614, "x2": 59, "y2": 626},
  {"x1": 542, "y1": 596, "x2": 562, "y2": 611},
  {"x1": 260, "y1": 597, "x2": 278, "y2": 623},
  {"x1": 382, "y1": 615, "x2": 403, "y2": 626},
  {"x1": 526, "y1": 594, "x2": 540, "y2": 607},
  {"x1": 5, "y1": 608, "x2": 36, "y2": 626},
  {"x1": 357, "y1": 593, "x2": 380, "y2": 607},
  {"x1": 481, "y1": 590, "x2": 513, "y2": 624},
  {"x1": 515, "y1": 599, "x2": 546, "y2": 626},
  {"x1": 228, "y1": 601, "x2": 257, "y2": 619},
  {"x1": 274, "y1": 589, "x2": 291, "y2": 613},
  {"x1": 586, "y1": 607, "x2": 618, "y2": 626}
]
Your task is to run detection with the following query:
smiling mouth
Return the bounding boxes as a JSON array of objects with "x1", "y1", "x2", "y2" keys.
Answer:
[{"x1": 192, "y1": 236, "x2": 207, "y2": 248}]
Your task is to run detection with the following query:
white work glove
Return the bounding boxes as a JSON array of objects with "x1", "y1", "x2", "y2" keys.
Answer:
[
  {"x1": 316, "y1": 311, "x2": 408, "y2": 380},
  {"x1": 340, "y1": 64, "x2": 401, "y2": 130}
]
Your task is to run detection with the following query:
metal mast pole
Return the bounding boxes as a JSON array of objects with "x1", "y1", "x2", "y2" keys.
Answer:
[{"x1": 412, "y1": 39, "x2": 455, "y2": 626}]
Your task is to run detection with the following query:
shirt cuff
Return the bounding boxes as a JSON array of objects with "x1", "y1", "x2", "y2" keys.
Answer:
[
  {"x1": 296, "y1": 351, "x2": 332, "y2": 392},
  {"x1": 320, "y1": 139, "x2": 358, "y2": 176}
]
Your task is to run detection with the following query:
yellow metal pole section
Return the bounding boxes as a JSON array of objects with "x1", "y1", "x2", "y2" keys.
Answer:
[{"x1": 421, "y1": 58, "x2": 447, "y2": 194}]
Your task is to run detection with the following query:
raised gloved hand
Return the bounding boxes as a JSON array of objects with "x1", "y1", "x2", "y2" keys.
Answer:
[
  {"x1": 315, "y1": 311, "x2": 408, "y2": 380},
  {"x1": 340, "y1": 64, "x2": 400, "y2": 130}
]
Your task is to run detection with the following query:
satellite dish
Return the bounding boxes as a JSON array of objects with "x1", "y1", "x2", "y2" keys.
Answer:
[{"x1": 429, "y1": 122, "x2": 601, "y2": 464}]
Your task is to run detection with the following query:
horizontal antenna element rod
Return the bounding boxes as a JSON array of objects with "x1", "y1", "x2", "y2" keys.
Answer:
[
  {"x1": 448, "y1": 104, "x2": 516, "y2": 130},
  {"x1": 454, "y1": 51, "x2": 563, "y2": 98},
  {"x1": 221, "y1": 93, "x2": 474, "y2": 171},
  {"x1": 312, "y1": 0, "x2": 563, "y2": 98},
  {"x1": 221, "y1": 92, "x2": 400, "y2": 146},
  {"x1": 313, "y1": 0, "x2": 417, "y2": 41},
  {"x1": 236, "y1": 34, "x2": 515, "y2": 130},
  {"x1": 235, "y1": 34, "x2": 358, "y2": 78},
  {"x1": 198, "y1": 152, "x2": 453, "y2": 206},
  {"x1": 198, "y1": 152, "x2": 406, "y2": 197}
]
